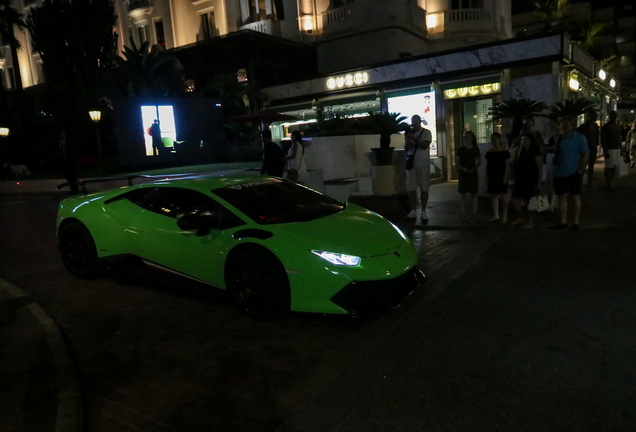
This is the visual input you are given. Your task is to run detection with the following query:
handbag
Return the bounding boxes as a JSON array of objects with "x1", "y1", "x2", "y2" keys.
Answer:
[
  {"x1": 616, "y1": 157, "x2": 628, "y2": 178},
  {"x1": 287, "y1": 168, "x2": 299, "y2": 182},
  {"x1": 405, "y1": 130, "x2": 423, "y2": 170},
  {"x1": 405, "y1": 154, "x2": 415, "y2": 170},
  {"x1": 528, "y1": 195, "x2": 551, "y2": 213}
]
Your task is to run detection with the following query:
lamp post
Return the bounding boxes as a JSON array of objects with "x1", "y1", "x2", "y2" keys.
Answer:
[
  {"x1": 89, "y1": 110, "x2": 102, "y2": 175},
  {"x1": 0, "y1": 128, "x2": 8, "y2": 170}
]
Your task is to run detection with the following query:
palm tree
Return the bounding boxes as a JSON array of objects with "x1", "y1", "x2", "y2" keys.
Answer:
[
  {"x1": 568, "y1": 20, "x2": 607, "y2": 53},
  {"x1": 600, "y1": 54, "x2": 619, "y2": 72},
  {"x1": 0, "y1": 0, "x2": 26, "y2": 90},
  {"x1": 364, "y1": 112, "x2": 409, "y2": 148},
  {"x1": 111, "y1": 39, "x2": 185, "y2": 98},
  {"x1": 534, "y1": 0, "x2": 570, "y2": 22},
  {"x1": 548, "y1": 98, "x2": 597, "y2": 119},
  {"x1": 26, "y1": 0, "x2": 118, "y2": 106},
  {"x1": 489, "y1": 98, "x2": 548, "y2": 142}
]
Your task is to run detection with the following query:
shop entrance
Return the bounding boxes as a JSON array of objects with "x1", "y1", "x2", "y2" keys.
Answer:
[{"x1": 448, "y1": 97, "x2": 493, "y2": 180}]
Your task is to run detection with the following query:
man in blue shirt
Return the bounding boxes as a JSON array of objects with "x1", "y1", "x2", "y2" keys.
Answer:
[{"x1": 552, "y1": 116, "x2": 589, "y2": 231}]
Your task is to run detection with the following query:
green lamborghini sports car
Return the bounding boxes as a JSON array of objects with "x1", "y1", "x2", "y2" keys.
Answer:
[{"x1": 56, "y1": 173, "x2": 425, "y2": 319}]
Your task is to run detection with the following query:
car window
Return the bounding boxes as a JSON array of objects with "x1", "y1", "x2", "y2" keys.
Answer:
[
  {"x1": 212, "y1": 178, "x2": 345, "y2": 225},
  {"x1": 124, "y1": 187, "x2": 245, "y2": 230}
]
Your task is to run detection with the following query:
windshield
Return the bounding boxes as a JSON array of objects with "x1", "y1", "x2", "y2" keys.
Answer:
[{"x1": 212, "y1": 179, "x2": 345, "y2": 225}]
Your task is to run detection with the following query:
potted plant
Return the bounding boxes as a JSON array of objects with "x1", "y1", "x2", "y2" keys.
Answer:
[
  {"x1": 364, "y1": 112, "x2": 409, "y2": 165},
  {"x1": 548, "y1": 98, "x2": 597, "y2": 119},
  {"x1": 488, "y1": 98, "x2": 548, "y2": 146}
]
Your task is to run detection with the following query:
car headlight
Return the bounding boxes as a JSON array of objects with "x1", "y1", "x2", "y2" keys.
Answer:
[{"x1": 311, "y1": 250, "x2": 361, "y2": 266}]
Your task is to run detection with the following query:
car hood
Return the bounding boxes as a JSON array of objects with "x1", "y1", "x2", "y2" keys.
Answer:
[{"x1": 273, "y1": 206, "x2": 404, "y2": 257}]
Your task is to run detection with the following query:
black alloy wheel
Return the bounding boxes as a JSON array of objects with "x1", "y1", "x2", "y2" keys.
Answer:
[
  {"x1": 225, "y1": 247, "x2": 290, "y2": 320},
  {"x1": 58, "y1": 221, "x2": 103, "y2": 279}
]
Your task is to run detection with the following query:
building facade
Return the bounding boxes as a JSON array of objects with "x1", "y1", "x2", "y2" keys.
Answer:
[
  {"x1": 1, "y1": 0, "x2": 620, "y2": 193},
  {"x1": 513, "y1": 1, "x2": 636, "y2": 111},
  {"x1": 262, "y1": 32, "x2": 619, "y2": 191},
  {"x1": 4, "y1": 0, "x2": 512, "y2": 91}
]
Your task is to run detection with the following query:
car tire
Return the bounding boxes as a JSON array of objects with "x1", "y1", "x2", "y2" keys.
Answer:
[
  {"x1": 58, "y1": 221, "x2": 105, "y2": 279},
  {"x1": 225, "y1": 247, "x2": 291, "y2": 320}
]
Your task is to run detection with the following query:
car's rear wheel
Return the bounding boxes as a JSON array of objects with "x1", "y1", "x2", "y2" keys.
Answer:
[
  {"x1": 225, "y1": 247, "x2": 290, "y2": 320},
  {"x1": 58, "y1": 221, "x2": 104, "y2": 279}
]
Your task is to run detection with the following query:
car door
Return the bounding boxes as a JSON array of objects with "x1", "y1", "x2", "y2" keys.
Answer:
[{"x1": 126, "y1": 186, "x2": 245, "y2": 287}]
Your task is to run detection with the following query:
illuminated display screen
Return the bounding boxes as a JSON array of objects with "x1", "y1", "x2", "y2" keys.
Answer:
[
  {"x1": 387, "y1": 91, "x2": 437, "y2": 157},
  {"x1": 141, "y1": 105, "x2": 177, "y2": 156}
]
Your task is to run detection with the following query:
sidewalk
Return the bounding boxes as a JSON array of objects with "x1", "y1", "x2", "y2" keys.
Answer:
[
  {"x1": 0, "y1": 279, "x2": 82, "y2": 432},
  {"x1": 352, "y1": 160, "x2": 636, "y2": 230},
  {"x1": 1, "y1": 161, "x2": 634, "y2": 432}
]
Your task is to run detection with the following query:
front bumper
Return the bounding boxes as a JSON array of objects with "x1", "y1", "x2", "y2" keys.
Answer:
[{"x1": 330, "y1": 267, "x2": 426, "y2": 315}]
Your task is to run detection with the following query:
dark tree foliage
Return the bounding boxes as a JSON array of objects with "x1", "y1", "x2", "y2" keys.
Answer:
[
  {"x1": 110, "y1": 39, "x2": 185, "y2": 98},
  {"x1": 0, "y1": 0, "x2": 26, "y2": 90},
  {"x1": 549, "y1": 98, "x2": 597, "y2": 120},
  {"x1": 489, "y1": 98, "x2": 548, "y2": 144},
  {"x1": 26, "y1": 0, "x2": 118, "y2": 111}
]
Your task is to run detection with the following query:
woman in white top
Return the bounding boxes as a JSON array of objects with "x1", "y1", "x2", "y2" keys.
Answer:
[{"x1": 285, "y1": 130, "x2": 307, "y2": 182}]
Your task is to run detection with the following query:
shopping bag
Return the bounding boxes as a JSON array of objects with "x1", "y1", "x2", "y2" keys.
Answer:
[
  {"x1": 528, "y1": 195, "x2": 551, "y2": 213},
  {"x1": 616, "y1": 158, "x2": 628, "y2": 178}
]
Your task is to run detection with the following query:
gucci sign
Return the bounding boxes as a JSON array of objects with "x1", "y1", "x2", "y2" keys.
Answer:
[
  {"x1": 327, "y1": 72, "x2": 370, "y2": 90},
  {"x1": 444, "y1": 83, "x2": 500, "y2": 98}
]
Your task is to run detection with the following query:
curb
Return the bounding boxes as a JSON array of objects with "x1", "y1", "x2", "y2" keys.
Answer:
[{"x1": 0, "y1": 279, "x2": 83, "y2": 432}]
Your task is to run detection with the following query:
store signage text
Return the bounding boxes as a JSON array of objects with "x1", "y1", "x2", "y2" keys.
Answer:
[
  {"x1": 444, "y1": 83, "x2": 500, "y2": 99},
  {"x1": 327, "y1": 72, "x2": 369, "y2": 90}
]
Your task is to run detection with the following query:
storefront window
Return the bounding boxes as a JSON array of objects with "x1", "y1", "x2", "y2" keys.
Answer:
[
  {"x1": 463, "y1": 98, "x2": 493, "y2": 144},
  {"x1": 322, "y1": 97, "x2": 380, "y2": 118}
]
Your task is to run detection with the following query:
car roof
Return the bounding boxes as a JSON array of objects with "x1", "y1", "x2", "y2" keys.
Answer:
[{"x1": 140, "y1": 172, "x2": 275, "y2": 194}]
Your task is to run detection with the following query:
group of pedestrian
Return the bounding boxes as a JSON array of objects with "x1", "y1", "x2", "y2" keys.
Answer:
[
  {"x1": 627, "y1": 120, "x2": 636, "y2": 168},
  {"x1": 260, "y1": 110, "x2": 629, "y2": 232},
  {"x1": 260, "y1": 129, "x2": 306, "y2": 183},
  {"x1": 400, "y1": 112, "x2": 589, "y2": 230},
  {"x1": 458, "y1": 113, "x2": 608, "y2": 231}
]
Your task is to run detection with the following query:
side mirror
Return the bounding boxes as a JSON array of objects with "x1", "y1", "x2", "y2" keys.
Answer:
[{"x1": 176, "y1": 208, "x2": 219, "y2": 236}]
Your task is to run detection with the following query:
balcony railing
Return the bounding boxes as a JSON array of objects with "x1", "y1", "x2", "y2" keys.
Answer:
[
  {"x1": 447, "y1": 8, "x2": 490, "y2": 23},
  {"x1": 239, "y1": 19, "x2": 280, "y2": 36},
  {"x1": 444, "y1": 8, "x2": 492, "y2": 33},
  {"x1": 324, "y1": 7, "x2": 353, "y2": 25},
  {"x1": 319, "y1": 0, "x2": 427, "y2": 38}
]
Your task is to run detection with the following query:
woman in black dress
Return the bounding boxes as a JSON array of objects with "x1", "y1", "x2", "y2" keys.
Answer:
[
  {"x1": 510, "y1": 133, "x2": 544, "y2": 230},
  {"x1": 485, "y1": 132, "x2": 510, "y2": 223},
  {"x1": 457, "y1": 130, "x2": 481, "y2": 222}
]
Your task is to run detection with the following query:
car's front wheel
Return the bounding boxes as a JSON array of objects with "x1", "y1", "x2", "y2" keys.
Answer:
[
  {"x1": 225, "y1": 247, "x2": 291, "y2": 320},
  {"x1": 58, "y1": 221, "x2": 105, "y2": 279}
]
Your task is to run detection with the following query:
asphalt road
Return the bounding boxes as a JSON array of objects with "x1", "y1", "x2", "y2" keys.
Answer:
[{"x1": 1, "y1": 188, "x2": 635, "y2": 432}]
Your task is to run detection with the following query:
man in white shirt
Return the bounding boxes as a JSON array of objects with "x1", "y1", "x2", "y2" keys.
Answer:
[{"x1": 404, "y1": 114, "x2": 432, "y2": 225}]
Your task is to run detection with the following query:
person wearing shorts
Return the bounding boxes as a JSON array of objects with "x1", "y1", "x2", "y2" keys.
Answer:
[
  {"x1": 404, "y1": 115, "x2": 432, "y2": 226},
  {"x1": 552, "y1": 116, "x2": 589, "y2": 231},
  {"x1": 576, "y1": 110, "x2": 600, "y2": 189},
  {"x1": 601, "y1": 111, "x2": 622, "y2": 191}
]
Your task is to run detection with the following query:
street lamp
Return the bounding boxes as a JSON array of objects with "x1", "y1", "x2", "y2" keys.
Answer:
[
  {"x1": 0, "y1": 127, "x2": 9, "y2": 175},
  {"x1": 89, "y1": 110, "x2": 102, "y2": 175}
]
